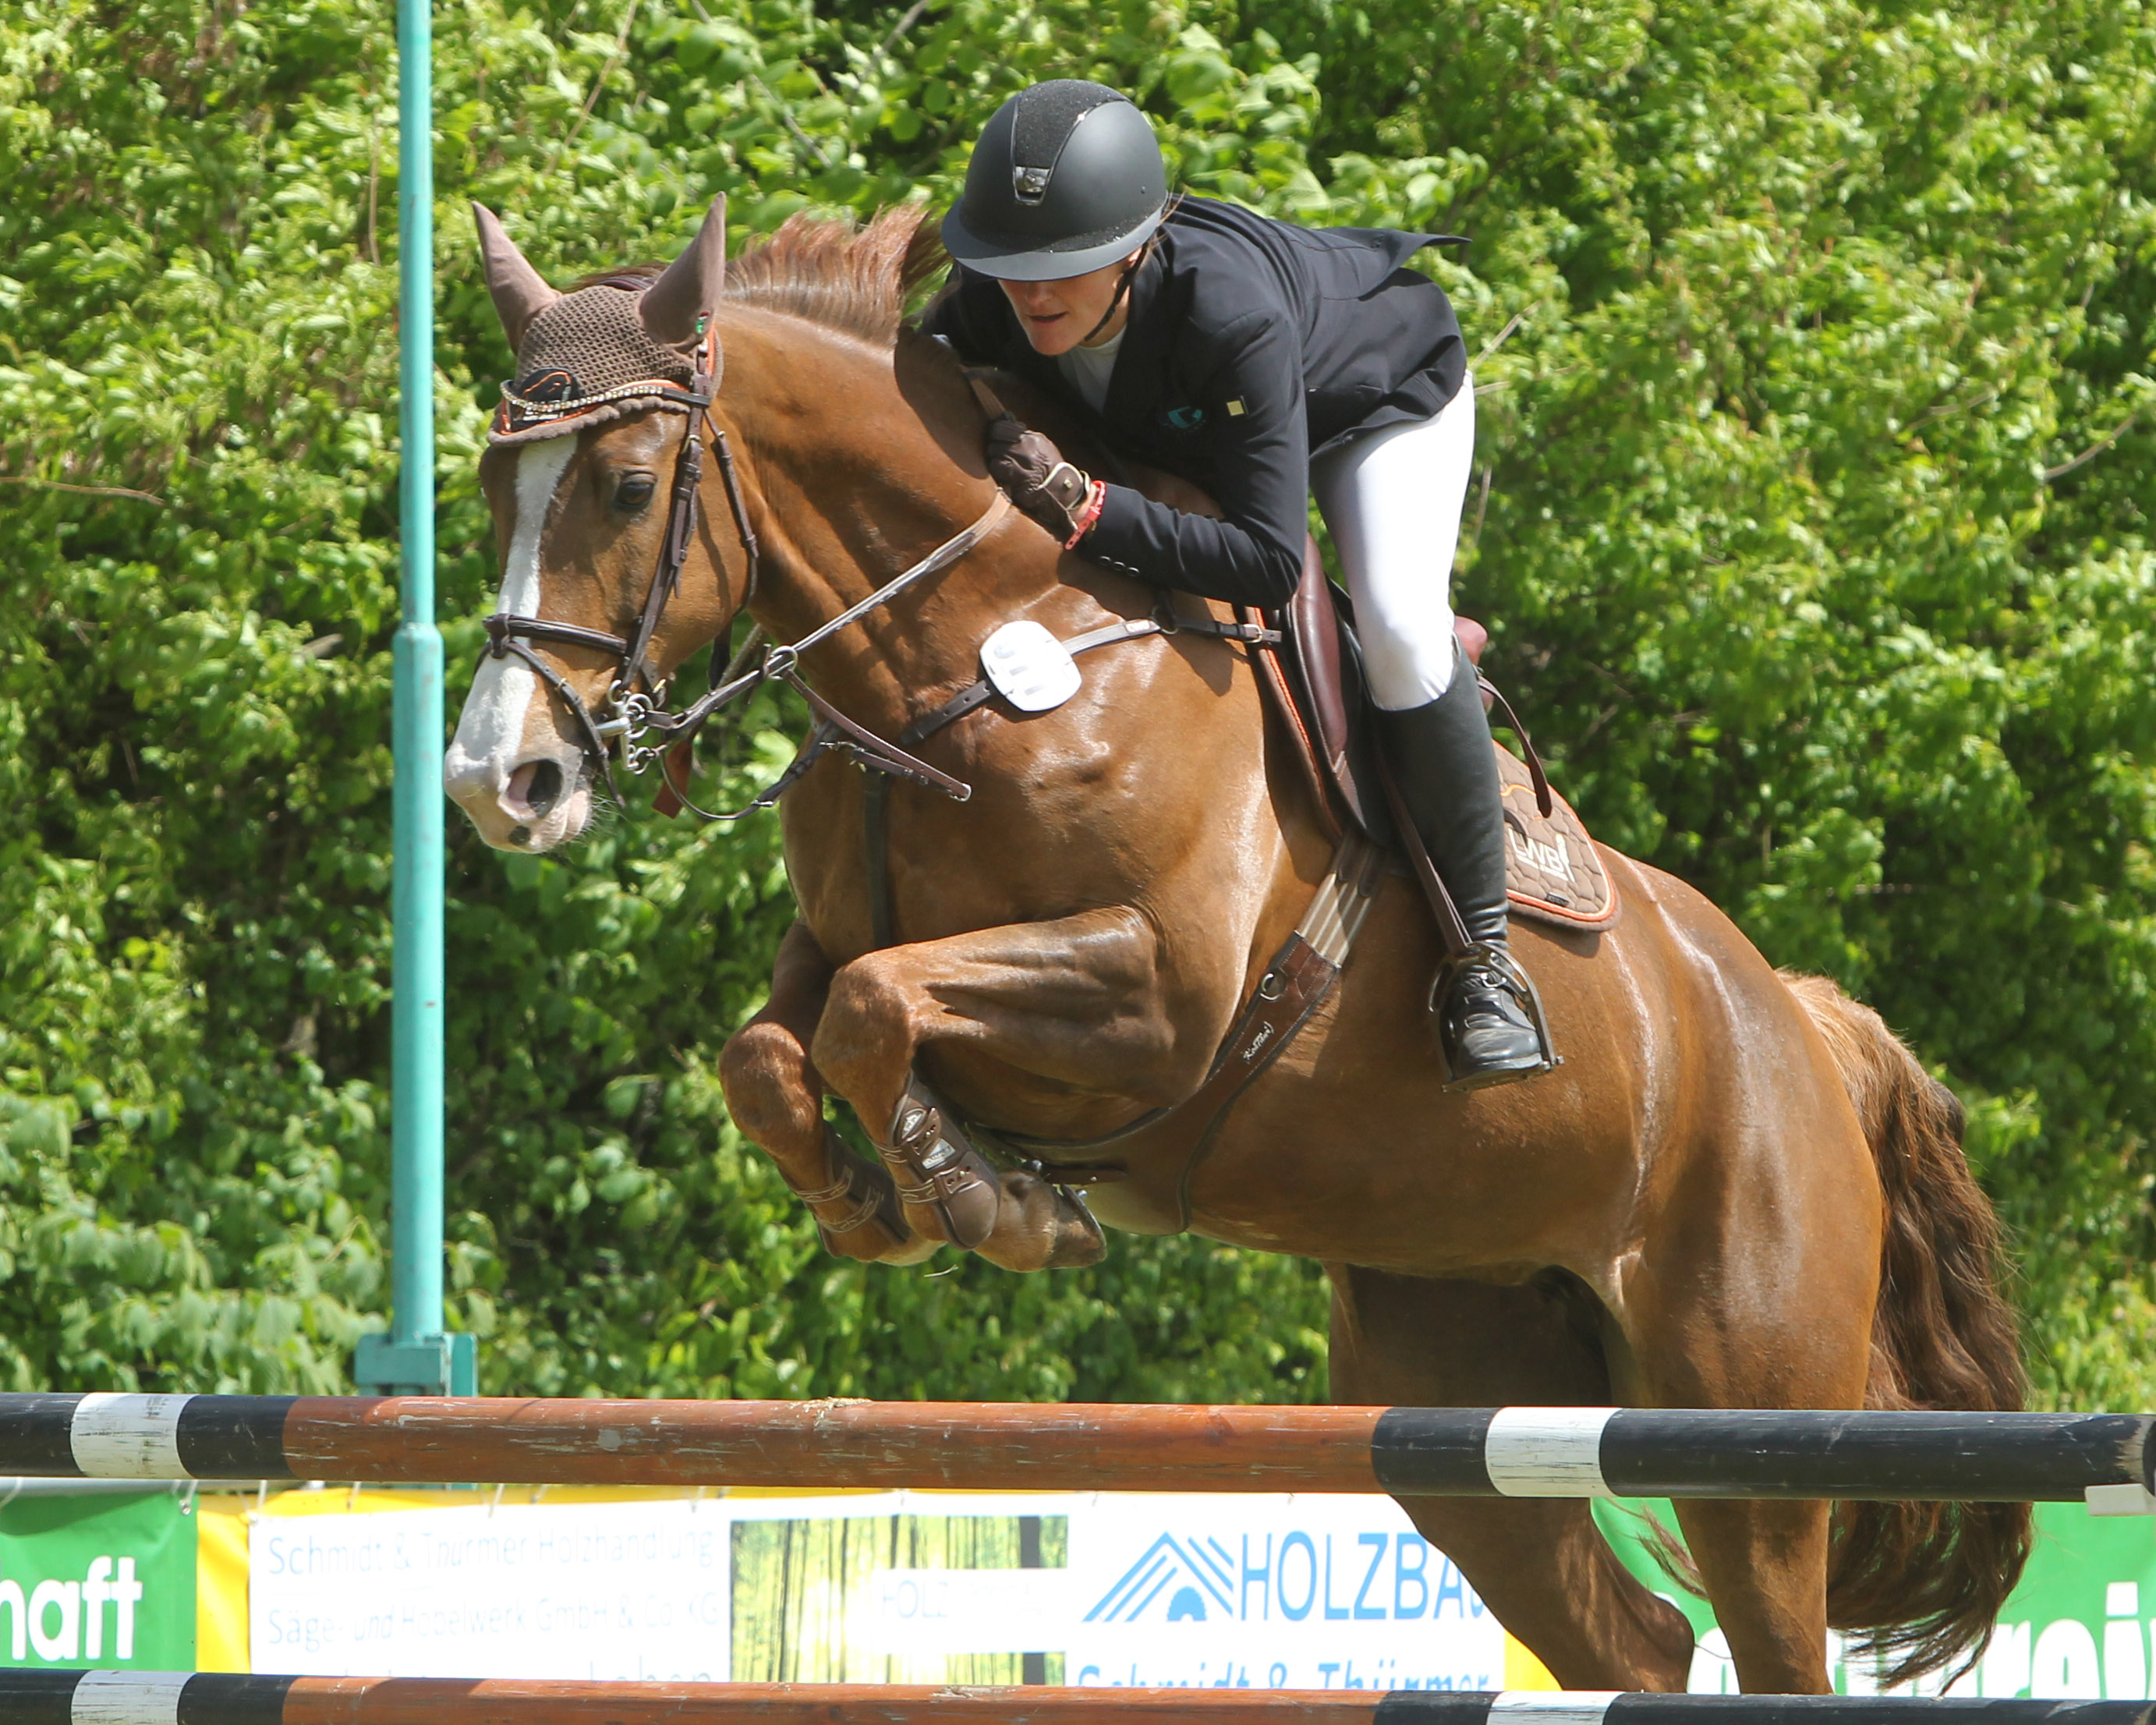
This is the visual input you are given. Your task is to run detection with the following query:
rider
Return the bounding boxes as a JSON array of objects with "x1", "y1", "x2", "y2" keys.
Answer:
[{"x1": 926, "y1": 79, "x2": 1549, "y2": 1090}]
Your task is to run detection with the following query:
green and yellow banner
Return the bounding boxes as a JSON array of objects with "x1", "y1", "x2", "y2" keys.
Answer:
[{"x1": 0, "y1": 1484, "x2": 2146, "y2": 1697}]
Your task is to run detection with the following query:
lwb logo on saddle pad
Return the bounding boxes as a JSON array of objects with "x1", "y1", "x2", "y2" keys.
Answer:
[
  {"x1": 1496, "y1": 752, "x2": 1620, "y2": 929},
  {"x1": 1507, "y1": 818, "x2": 1573, "y2": 884}
]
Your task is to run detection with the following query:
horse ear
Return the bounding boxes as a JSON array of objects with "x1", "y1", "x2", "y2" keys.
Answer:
[
  {"x1": 473, "y1": 204, "x2": 559, "y2": 352},
  {"x1": 639, "y1": 194, "x2": 728, "y2": 349}
]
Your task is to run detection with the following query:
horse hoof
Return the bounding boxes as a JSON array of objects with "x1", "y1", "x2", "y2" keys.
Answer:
[{"x1": 1045, "y1": 1184, "x2": 1106, "y2": 1268}]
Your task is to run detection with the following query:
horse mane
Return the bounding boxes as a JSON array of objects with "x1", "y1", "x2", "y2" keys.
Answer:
[{"x1": 568, "y1": 204, "x2": 950, "y2": 345}]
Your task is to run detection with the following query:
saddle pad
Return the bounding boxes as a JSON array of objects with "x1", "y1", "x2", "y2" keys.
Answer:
[{"x1": 1499, "y1": 746, "x2": 1619, "y2": 931}]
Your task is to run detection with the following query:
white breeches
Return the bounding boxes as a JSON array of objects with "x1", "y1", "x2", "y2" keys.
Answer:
[{"x1": 1308, "y1": 373, "x2": 1476, "y2": 709}]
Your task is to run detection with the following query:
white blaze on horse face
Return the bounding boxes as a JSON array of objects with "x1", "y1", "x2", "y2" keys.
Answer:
[{"x1": 445, "y1": 437, "x2": 578, "y2": 830}]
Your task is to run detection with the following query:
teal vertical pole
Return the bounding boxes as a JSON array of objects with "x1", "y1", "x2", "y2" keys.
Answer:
[
  {"x1": 357, "y1": 0, "x2": 473, "y2": 1397},
  {"x1": 391, "y1": 0, "x2": 444, "y2": 1360}
]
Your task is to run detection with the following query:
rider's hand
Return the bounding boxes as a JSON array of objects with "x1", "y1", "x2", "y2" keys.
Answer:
[{"x1": 985, "y1": 416, "x2": 1103, "y2": 547}]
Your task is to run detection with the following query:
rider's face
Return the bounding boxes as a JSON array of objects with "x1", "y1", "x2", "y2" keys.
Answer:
[{"x1": 999, "y1": 249, "x2": 1145, "y2": 357}]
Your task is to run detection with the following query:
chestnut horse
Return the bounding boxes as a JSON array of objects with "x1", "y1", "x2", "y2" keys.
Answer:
[{"x1": 444, "y1": 198, "x2": 2027, "y2": 1694}]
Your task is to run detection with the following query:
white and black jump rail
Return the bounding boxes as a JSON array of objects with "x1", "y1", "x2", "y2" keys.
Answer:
[
  {"x1": 2, "y1": 1673, "x2": 2154, "y2": 1723},
  {"x1": 0, "y1": 1397, "x2": 2149, "y2": 1509}
]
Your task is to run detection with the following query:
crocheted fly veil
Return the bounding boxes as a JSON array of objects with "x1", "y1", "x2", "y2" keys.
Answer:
[{"x1": 489, "y1": 279, "x2": 699, "y2": 447}]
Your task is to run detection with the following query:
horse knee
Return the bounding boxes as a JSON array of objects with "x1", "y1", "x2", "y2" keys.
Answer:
[
  {"x1": 719, "y1": 1022, "x2": 823, "y2": 1149},
  {"x1": 811, "y1": 957, "x2": 919, "y2": 1121}
]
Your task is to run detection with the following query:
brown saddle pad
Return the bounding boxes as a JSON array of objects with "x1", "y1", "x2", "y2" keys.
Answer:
[
  {"x1": 1496, "y1": 746, "x2": 1618, "y2": 931},
  {"x1": 1252, "y1": 551, "x2": 1617, "y2": 933}
]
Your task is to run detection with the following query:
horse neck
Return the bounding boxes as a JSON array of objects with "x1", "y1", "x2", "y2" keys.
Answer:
[{"x1": 716, "y1": 308, "x2": 1057, "y2": 728}]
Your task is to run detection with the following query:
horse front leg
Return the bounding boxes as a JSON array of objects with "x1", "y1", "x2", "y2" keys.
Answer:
[
  {"x1": 809, "y1": 906, "x2": 1177, "y2": 1272},
  {"x1": 719, "y1": 920, "x2": 934, "y2": 1265}
]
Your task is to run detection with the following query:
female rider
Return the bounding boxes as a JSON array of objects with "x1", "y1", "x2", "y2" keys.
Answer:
[{"x1": 926, "y1": 79, "x2": 1549, "y2": 1090}]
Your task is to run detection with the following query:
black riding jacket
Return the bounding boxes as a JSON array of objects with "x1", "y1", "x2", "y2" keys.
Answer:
[{"x1": 922, "y1": 195, "x2": 1467, "y2": 609}]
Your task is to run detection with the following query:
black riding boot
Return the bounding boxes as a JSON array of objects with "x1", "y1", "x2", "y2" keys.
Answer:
[{"x1": 1377, "y1": 643, "x2": 1552, "y2": 1090}]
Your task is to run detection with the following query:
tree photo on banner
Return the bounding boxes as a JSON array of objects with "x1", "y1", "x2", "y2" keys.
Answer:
[{"x1": 3, "y1": 0, "x2": 2154, "y2": 1443}]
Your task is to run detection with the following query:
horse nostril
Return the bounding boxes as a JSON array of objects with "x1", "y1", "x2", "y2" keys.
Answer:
[{"x1": 524, "y1": 760, "x2": 565, "y2": 817}]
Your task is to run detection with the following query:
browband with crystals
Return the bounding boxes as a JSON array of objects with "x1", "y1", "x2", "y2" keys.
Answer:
[{"x1": 489, "y1": 377, "x2": 706, "y2": 445}]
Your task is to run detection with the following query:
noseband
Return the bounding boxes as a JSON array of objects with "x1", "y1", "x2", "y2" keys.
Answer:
[{"x1": 482, "y1": 325, "x2": 1010, "y2": 820}]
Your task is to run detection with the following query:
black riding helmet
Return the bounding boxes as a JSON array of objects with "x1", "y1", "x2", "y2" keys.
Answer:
[{"x1": 941, "y1": 80, "x2": 1167, "y2": 281}]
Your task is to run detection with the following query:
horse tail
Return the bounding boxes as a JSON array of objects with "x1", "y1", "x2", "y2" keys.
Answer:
[{"x1": 1779, "y1": 972, "x2": 2030, "y2": 1687}]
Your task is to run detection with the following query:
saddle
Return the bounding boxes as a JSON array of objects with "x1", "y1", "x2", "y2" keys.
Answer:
[
  {"x1": 926, "y1": 543, "x2": 1615, "y2": 1228},
  {"x1": 1247, "y1": 540, "x2": 1619, "y2": 933}
]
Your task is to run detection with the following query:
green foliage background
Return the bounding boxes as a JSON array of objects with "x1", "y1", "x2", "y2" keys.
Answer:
[{"x1": 3, "y1": 0, "x2": 2151, "y2": 1406}]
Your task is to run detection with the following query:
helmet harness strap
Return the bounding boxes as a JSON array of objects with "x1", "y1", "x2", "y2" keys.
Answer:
[{"x1": 1075, "y1": 243, "x2": 1148, "y2": 349}]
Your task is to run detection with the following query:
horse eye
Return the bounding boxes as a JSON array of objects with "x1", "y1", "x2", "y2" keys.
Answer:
[{"x1": 614, "y1": 473, "x2": 657, "y2": 510}]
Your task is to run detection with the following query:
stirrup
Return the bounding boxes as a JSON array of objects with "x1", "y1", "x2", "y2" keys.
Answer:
[{"x1": 1427, "y1": 941, "x2": 1560, "y2": 1092}]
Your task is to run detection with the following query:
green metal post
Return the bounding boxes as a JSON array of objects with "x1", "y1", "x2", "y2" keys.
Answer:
[{"x1": 356, "y1": 0, "x2": 475, "y2": 1398}]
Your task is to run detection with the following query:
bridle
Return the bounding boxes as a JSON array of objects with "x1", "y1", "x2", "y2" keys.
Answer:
[{"x1": 482, "y1": 316, "x2": 1011, "y2": 821}]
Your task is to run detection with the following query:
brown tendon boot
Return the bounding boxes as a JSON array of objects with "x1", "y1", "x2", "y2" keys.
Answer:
[{"x1": 880, "y1": 1088, "x2": 1004, "y2": 1249}]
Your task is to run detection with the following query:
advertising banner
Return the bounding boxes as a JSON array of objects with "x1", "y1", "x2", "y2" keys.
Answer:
[
  {"x1": 726, "y1": 1491, "x2": 1076, "y2": 1684},
  {"x1": 0, "y1": 1474, "x2": 2128, "y2": 1695},
  {"x1": 1598, "y1": 1500, "x2": 2156, "y2": 1698},
  {"x1": 1963, "y1": 1513, "x2": 2156, "y2": 1702},
  {"x1": 1065, "y1": 1493, "x2": 1503, "y2": 1693},
  {"x1": 249, "y1": 1496, "x2": 729, "y2": 1680},
  {"x1": 0, "y1": 1492, "x2": 193, "y2": 1670}
]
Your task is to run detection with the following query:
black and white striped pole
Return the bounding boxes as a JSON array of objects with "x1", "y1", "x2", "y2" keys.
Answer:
[
  {"x1": 0, "y1": 1397, "x2": 2147, "y2": 1506},
  {"x1": 4, "y1": 1672, "x2": 2152, "y2": 1724}
]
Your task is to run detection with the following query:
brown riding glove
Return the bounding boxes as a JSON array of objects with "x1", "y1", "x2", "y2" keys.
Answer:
[{"x1": 985, "y1": 416, "x2": 1105, "y2": 547}]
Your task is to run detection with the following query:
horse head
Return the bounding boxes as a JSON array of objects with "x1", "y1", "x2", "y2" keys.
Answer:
[{"x1": 445, "y1": 197, "x2": 739, "y2": 851}]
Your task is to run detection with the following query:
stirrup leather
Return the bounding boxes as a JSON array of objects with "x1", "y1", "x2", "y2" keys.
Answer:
[{"x1": 1427, "y1": 941, "x2": 1561, "y2": 1092}]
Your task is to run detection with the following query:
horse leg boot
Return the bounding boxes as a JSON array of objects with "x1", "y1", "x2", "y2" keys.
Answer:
[
  {"x1": 871, "y1": 1083, "x2": 1104, "y2": 1271},
  {"x1": 719, "y1": 921, "x2": 930, "y2": 1265},
  {"x1": 1376, "y1": 637, "x2": 1553, "y2": 1089},
  {"x1": 811, "y1": 907, "x2": 1184, "y2": 1271},
  {"x1": 878, "y1": 1084, "x2": 1003, "y2": 1253}
]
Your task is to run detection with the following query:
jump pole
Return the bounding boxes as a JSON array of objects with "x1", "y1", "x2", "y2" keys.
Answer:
[
  {"x1": 355, "y1": 0, "x2": 471, "y2": 1397},
  {"x1": 11, "y1": 1397, "x2": 2153, "y2": 1503},
  {"x1": 11, "y1": 1677, "x2": 2155, "y2": 1725}
]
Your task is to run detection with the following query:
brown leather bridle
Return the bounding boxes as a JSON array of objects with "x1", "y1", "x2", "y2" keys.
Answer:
[{"x1": 481, "y1": 327, "x2": 1007, "y2": 821}]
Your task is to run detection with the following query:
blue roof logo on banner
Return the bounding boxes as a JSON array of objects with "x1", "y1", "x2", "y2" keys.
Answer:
[{"x1": 1084, "y1": 1533, "x2": 1237, "y2": 1624}]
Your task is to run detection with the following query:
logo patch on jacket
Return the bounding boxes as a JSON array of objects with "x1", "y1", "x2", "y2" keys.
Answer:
[{"x1": 1163, "y1": 404, "x2": 1206, "y2": 431}]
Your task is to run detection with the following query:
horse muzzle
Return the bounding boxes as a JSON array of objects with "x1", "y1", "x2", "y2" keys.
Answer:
[{"x1": 444, "y1": 739, "x2": 594, "y2": 852}]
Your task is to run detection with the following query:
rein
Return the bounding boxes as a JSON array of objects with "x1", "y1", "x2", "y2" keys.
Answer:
[
  {"x1": 483, "y1": 335, "x2": 1278, "y2": 890},
  {"x1": 483, "y1": 308, "x2": 1352, "y2": 1223},
  {"x1": 483, "y1": 329, "x2": 1014, "y2": 822}
]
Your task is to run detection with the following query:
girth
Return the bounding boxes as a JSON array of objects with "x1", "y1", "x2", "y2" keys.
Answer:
[
  {"x1": 947, "y1": 832, "x2": 1385, "y2": 1232},
  {"x1": 854, "y1": 597, "x2": 1392, "y2": 1234}
]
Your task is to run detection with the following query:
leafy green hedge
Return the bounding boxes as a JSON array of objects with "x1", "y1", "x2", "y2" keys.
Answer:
[{"x1": 3, "y1": 0, "x2": 2151, "y2": 1405}]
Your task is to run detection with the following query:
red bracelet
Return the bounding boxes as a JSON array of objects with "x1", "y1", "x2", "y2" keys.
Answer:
[{"x1": 1064, "y1": 479, "x2": 1106, "y2": 549}]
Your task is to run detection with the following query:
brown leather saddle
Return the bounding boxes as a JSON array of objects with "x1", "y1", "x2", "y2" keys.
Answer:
[{"x1": 1245, "y1": 540, "x2": 1618, "y2": 933}]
